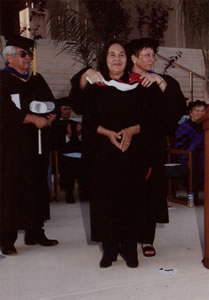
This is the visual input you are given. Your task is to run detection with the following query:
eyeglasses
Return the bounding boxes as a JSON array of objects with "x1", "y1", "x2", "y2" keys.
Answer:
[{"x1": 17, "y1": 50, "x2": 33, "y2": 58}]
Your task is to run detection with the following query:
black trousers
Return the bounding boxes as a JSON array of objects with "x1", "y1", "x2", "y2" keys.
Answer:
[
  {"x1": 59, "y1": 155, "x2": 86, "y2": 192},
  {"x1": 1, "y1": 225, "x2": 44, "y2": 247}
]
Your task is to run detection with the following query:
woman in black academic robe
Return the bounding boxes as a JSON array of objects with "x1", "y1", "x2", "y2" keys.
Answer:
[
  {"x1": 126, "y1": 38, "x2": 186, "y2": 256},
  {"x1": 69, "y1": 40, "x2": 153, "y2": 268}
]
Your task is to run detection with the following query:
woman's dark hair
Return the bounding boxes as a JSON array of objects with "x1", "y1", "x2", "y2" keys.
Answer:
[
  {"x1": 126, "y1": 37, "x2": 159, "y2": 56},
  {"x1": 98, "y1": 39, "x2": 129, "y2": 79}
]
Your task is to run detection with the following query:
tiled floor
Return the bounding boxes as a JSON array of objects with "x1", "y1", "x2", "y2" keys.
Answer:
[{"x1": 0, "y1": 195, "x2": 209, "y2": 300}]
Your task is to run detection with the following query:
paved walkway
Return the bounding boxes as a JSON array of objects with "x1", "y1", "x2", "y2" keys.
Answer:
[{"x1": 0, "y1": 199, "x2": 208, "y2": 300}]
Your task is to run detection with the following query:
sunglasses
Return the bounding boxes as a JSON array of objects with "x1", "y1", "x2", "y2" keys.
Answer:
[{"x1": 17, "y1": 50, "x2": 33, "y2": 58}]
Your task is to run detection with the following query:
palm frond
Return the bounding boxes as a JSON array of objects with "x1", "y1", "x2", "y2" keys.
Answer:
[{"x1": 46, "y1": 0, "x2": 131, "y2": 66}]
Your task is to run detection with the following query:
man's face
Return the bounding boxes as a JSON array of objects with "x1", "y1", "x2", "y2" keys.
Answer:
[
  {"x1": 60, "y1": 105, "x2": 71, "y2": 120},
  {"x1": 7, "y1": 47, "x2": 32, "y2": 74}
]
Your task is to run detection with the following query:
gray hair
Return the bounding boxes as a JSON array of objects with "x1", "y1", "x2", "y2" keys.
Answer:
[{"x1": 2, "y1": 46, "x2": 17, "y2": 65}]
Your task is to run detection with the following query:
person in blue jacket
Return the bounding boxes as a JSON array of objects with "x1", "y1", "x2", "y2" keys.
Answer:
[{"x1": 176, "y1": 99, "x2": 207, "y2": 191}]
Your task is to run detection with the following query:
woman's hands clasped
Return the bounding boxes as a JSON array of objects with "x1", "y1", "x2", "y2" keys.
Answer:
[
  {"x1": 101, "y1": 129, "x2": 131, "y2": 152},
  {"x1": 97, "y1": 124, "x2": 140, "y2": 152}
]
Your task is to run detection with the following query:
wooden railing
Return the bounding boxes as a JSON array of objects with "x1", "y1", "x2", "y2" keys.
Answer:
[{"x1": 157, "y1": 53, "x2": 207, "y2": 102}]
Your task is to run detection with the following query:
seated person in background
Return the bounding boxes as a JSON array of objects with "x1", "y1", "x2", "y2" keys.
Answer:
[
  {"x1": 55, "y1": 118, "x2": 86, "y2": 203},
  {"x1": 48, "y1": 97, "x2": 72, "y2": 194},
  {"x1": 175, "y1": 99, "x2": 207, "y2": 190}
]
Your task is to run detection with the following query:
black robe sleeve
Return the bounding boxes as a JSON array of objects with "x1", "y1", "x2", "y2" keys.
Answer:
[
  {"x1": 69, "y1": 67, "x2": 91, "y2": 115},
  {"x1": 161, "y1": 74, "x2": 187, "y2": 135}
]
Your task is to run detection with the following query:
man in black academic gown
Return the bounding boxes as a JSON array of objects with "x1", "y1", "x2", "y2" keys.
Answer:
[{"x1": 0, "y1": 35, "x2": 58, "y2": 255}]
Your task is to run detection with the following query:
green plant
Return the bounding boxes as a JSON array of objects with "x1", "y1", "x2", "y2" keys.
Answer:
[
  {"x1": 46, "y1": 0, "x2": 131, "y2": 67},
  {"x1": 136, "y1": 0, "x2": 173, "y2": 44}
]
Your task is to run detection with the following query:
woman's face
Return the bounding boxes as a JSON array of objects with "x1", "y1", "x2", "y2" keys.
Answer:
[
  {"x1": 76, "y1": 122, "x2": 82, "y2": 135},
  {"x1": 66, "y1": 123, "x2": 72, "y2": 136},
  {"x1": 190, "y1": 105, "x2": 206, "y2": 122},
  {"x1": 131, "y1": 47, "x2": 155, "y2": 73},
  {"x1": 106, "y1": 43, "x2": 127, "y2": 79}
]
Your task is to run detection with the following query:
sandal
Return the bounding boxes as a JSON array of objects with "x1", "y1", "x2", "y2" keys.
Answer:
[{"x1": 141, "y1": 244, "x2": 156, "y2": 257}]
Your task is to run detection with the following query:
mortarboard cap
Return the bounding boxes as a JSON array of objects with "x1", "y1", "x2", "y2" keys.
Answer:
[
  {"x1": 57, "y1": 97, "x2": 71, "y2": 107},
  {"x1": 6, "y1": 34, "x2": 34, "y2": 52}
]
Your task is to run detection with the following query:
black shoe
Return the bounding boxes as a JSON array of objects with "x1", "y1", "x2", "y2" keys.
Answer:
[
  {"x1": 66, "y1": 198, "x2": 75, "y2": 203},
  {"x1": 124, "y1": 256, "x2": 139, "y2": 268},
  {"x1": 120, "y1": 250, "x2": 138, "y2": 268},
  {"x1": 120, "y1": 242, "x2": 138, "y2": 268},
  {"x1": 65, "y1": 191, "x2": 75, "y2": 203},
  {"x1": 100, "y1": 255, "x2": 113, "y2": 268},
  {"x1": 65, "y1": 193, "x2": 75, "y2": 203},
  {"x1": 102, "y1": 241, "x2": 119, "y2": 261},
  {"x1": 1, "y1": 245, "x2": 17, "y2": 255},
  {"x1": 25, "y1": 231, "x2": 58, "y2": 246},
  {"x1": 37, "y1": 236, "x2": 58, "y2": 246}
]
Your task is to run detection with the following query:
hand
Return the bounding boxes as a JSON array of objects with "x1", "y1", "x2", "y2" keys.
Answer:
[
  {"x1": 118, "y1": 128, "x2": 133, "y2": 152},
  {"x1": 118, "y1": 125, "x2": 140, "y2": 152},
  {"x1": 33, "y1": 115, "x2": 50, "y2": 129},
  {"x1": 83, "y1": 69, "x2": 104, "y2": 85},
  {"x1": 140, "y1": 73, "x2": 167, "y2": 91},
  {"x1": 140, "y1": 73, "x2": 158, "y2": 87},
  {"x1": 46, "y1": 113, "x2": 56, "y2": 126},
  {"x1": 97, "y1": 125, "x2": 140, "y2": 152},
  {"x1": 108, "y1": 131, "x2": 123, "y2": 150},
  {"x1": 97, "y1": 126, "x2": 121, "y2": 150}
]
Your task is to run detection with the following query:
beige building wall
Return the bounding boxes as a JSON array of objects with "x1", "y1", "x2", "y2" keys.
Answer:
[{"x1": 124, "y1": 0, "x2": 186, "y2": 48}]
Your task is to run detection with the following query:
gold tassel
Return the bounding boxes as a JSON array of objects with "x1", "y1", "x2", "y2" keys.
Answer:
[{"x1": 33, "y1": 47, "x2": 36, "y2": 76}]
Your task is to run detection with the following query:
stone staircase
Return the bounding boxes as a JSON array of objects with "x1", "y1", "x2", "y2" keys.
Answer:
[{"x1": 0, "y1": 37, "x2": 207, "y2": 104}]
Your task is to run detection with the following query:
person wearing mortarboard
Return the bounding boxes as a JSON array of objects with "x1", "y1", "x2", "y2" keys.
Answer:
[
  {"x1": 49, "y1": 97, "x2": 72, "y2": 150},
  {"x1": 57, "y1": 97, "x2": 72, "y2": 121},
  {"x1": 0, "y1": 34, "x2": 58, "y2": 255}
]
